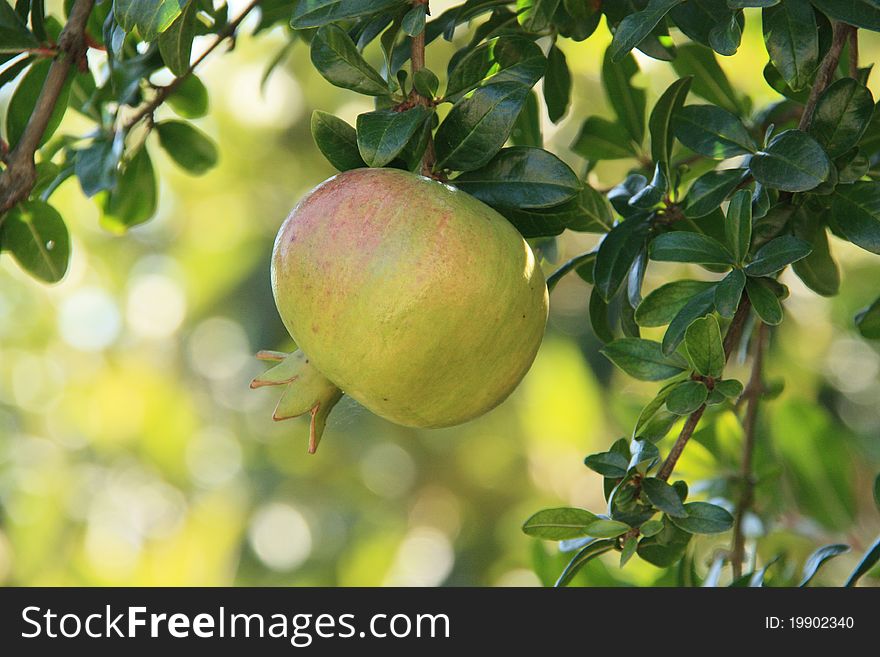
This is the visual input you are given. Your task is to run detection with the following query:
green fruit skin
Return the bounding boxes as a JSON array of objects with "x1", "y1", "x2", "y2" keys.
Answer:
[{"x1": 271, "y1": 168, "x2": 548, "y2": 428}]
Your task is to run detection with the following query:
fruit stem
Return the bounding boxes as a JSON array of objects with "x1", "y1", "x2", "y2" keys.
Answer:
[{"x1": 410, "y1": 0, "x2": 437, "y2": 177}]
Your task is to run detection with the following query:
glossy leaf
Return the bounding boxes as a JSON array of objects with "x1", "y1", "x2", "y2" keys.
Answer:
[
  {"x1": 670, "y1": 44, "x2": 741, "y2": 114},
  {"x1": 453, "y1": 147, "x2": 580, "y2": 209},
  {"x1": 811, "y1": 0, "x2": 880, "y2": 31},
  {"x1": 844, "y1": 536, "x2": 880, "y2": 587},
  {"x1": 744, "y1": 235, "x2": 811, "y2": 277},
  {"x1": 543, "y1": 45, "x2": 571, "y2": 123},
  {"x1": 685, "y1": 315, "x2": 725, "y2": 377},
  {"x1": 635, "y1": 280, "x2": 716, "y2": 327},
  {"x1": 831, "y1": 182, "x2": 880, "y2": 255},
  {"x1": 595, "y1": 216, "x2": 651, "y2": 300},
  {"x1": 673, "y1": 105, "x2": 756, "y2": 159},
  {"x1": 555, "y1": 539, "x2": 616, "y2": 587},
  {"x1": 517, "y1": 0, "x2": 561, "y2": 33},
  {"x1": 809, "y1": 78, "x2": 875, "y2": 158},
  {"x1": 5, "y1": 59, "x2": 71, "y2": 150},
  {"x1": 715, "y1": 378, "x2": 743, "y2": 398},
  {"x1": 602, "y1": 49, "x2": 646, "y2": 145},
  {"x1": 499, "y1": 185, "x2": 612, "y2": 237},
  {"x1": 662, "y1": 287, "x2": 717, "y2": 355},
  {"x1": 510, "y1": 90, "x2": 542, "y2": 147},
  {"x1": 670, "y1": 501, "x2": 734, "y2": 534},
  {"x1": 642, "y1": 477, "x2": 688, "y2": 517},
  {"x1": 684, "y1": 168, "x2": 747, "y2": 219},
  {"x1": 357, "y1": 106, "x2": 431, "y2": 168},
  {"x1": 114, "y1": 0, "x2": 183, "y2": 41},
  {"x1": 666, "y1": 380, "x2": 709, "y2": 415},
  {"x1": 746, "y1": 277, "x2": 783, "y2": 325},
  {"x1": 649, "y1": 232, "x2": 734, "y2": 267},
  {"x1": 571, "y1": 116, "x2": 638, "y2": 161},
  {"x1": 158, "y1": 0, "x2": 197, "y2": 76},
  {"x1": 311, "y1": 111, "x2": 366, "y2": 172},
  {"x1": 856, "y1": 297, "x2": 880, "y2": 340},
  {"x1": 584, "y1": 451, "x2": 629, "y2": 478},
  {"x1": 601, "y1": 338, "x2": 689, "y2": 381},
  {"x1": 798, "y1": 544, "x2": 850, "y2": 587},
  {"x1": 749, "y1": 129, "x2": 830, "y2": 192},
  {"x1": 725, "y1": 188, "x2": 752, "y2": 263},
  {"x1": 155, "y1": 120, "x2": 218, "y2": 175},
  {"x1": 291, "y1": 0, "x2": 405, "y2": 29},
  {"x1": 610, "y1": 0, "x2": 683, "y2": 62},
  {"x1": 522, "y1": 507, "x2": 600, "y2": 540},
  {"x1": 311, "y1": 24, "x2": 390, "y2": 96},
  {"x1": 0, "y1": 200, "x2": 70, "y2": 283},
  {"x1": 167, "y1": 74, "x2": 208, "y2": 118},
  {"x1": 714, "y1": 269, "x2": 746, "y2": 319},
  {"x1": 75, "y1": 133, "x2": 123, "y2": 197},
  {"x1": 0, "y1": 0, "x2": 38, "y2": 52},
  {"x1": 401, "y1": 3, "x2": 426, "y2": 36},
  {"x1": 762, "y1": 0, "x2": 817, "y2": 91},
  {"x1": 101, "y1": 147, "x2": 157, "y2": 232},
  {"x1": 445, "y1": 36, "x2": 546, "y2": 101},
  {"x1": 650, "y1": 77, "x2": 693, "y2": 179}
]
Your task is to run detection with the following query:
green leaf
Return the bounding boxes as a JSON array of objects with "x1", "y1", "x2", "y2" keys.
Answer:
[
  {"x1": 610, "y1": 0, "x2": 683, "y2": 62},
  {"x1": 844, "y1": 536, "x2": 880, "y2": 587},
  {"x1": 832, "y1": 181, "x2": 880, "y2": 255},
  {"x1": 0, "y1": 0, "x2": 39, "y2": 52},
  {"x1": 746, "y1": 277, "x2": 783, "y2": 325},
  {"x1": 749, "y1": 129, "x2": 830, "y2": 192},
  {"x1": 517, "y1": 0, "x2": 561, "y2": 33},
  {"x1": 725, "y1": 188, "x2": 752, "y2": 264},
  {"x1": 522, "y1": 507, "x2": 599, "y2": 540},
  {"x1": 357, "y1": 106, "x2": 431, "y2": 168},
  {"x1": 650, "y1": 232, "x2": 734, "y2": 267},
  {"x1": 0, "y1": 200, "x2": 70, "y2": 283},
  {"x1": 708, "y1": 10, "x2": 742, "y2": 56},
  {"x1": 5, "y1": 59, "x2": 71, "y2": 150},
  {"x1": 602, "y1": 49, "x2": 646, "y2": 145},
  {"x1": 670, "y1": 501, "x2": 734, "y2": 534},
  {"x1": 662, "y1": 287, "x2": 717, "y2": 355},
  {"x1": 874, "y1": 473, "x2": 880, "y2": 511},
  {"x1": 595, "y1": 216, "x2": 650, "y2": 300},
  {"x1": 670, "y1": 44, "x2": 741, "y2": 115},
  {"x1": 445, "y1": 37, "x2": 546, "y2": 101},
  {"x1": 620, "y1": 536, "x2": 638, "y2": 567},
  {"x1": 584, "y1": 518, "x2": 631, "y2": 539},
  {"x1": 642, "y1": 477, "x2": 688, "y2": 517},
  {"x1": 714, "y1": 269, "x2": 746, "y2": 319},
  {"x1": 589, "y1": 287, "x2": 614, "y2": 343},
  {"x1": 311, "y1": 110, "x2": 366, "y2": 172},
  {"x1": 555, "y1": 539, "x2": 616, "y2": 587},
  {"x1": 640, "y1": 519, "x2": 664, "y2": 537},
  {"x1": 811, "y1": 0, "x2": 880, "y2": 31},
  {"x1": 401, "y1": 3, "x2": 426, "y2": 36},
  {"x1": 584, "y1": 451, "x2": 630, "y2": 478},
  {"x1": 571, "y1": 116, "x2": 638, "y2": 161},
  {"x1": 434, "y1": 82, "x2": 529, "y2": 172},
  {"x1": 673, "y1": 105, "x2": 756, "y2": 159},
  {"x1": 684, "y1": 168, "x2": 747, "y2": 219},
  {"x1": 637, "y1": 518, "x2": 692, "y2": 566},
  {"x1": 762, "y1": 0, "x2": 817, "y2": 92},
  {"x1": 310, "y1": 24, "x2": 391, "y2": 96},
  {"x1": 158, "y1": 0, "x2": 197, "y2": 76},
  {"x1": 636, "y1": 280, "x2": 716, "y2": 327},
  {"x1": 543, "y1": 45, "x2": 571, "y2": 123},
  {"x1": 498, "y1": 185, "x2": 611, "y2": 237},
  {"x1": 809, "y1": 78, "x2": 875, "y2": 158},
  {"x1": 744, "y1": 235, "x2": 812, "y2": 276},
  {"x1": 155, "y1": 120, "x2": 218, "y2": 174},
  {"x1": 75, "y1": 134, "x2": 122, "y2": 197},
  {"x1": 114, "y1": 0, "x2": 184, "y2": 41},
  {"x1": 601, "y1": 338, "x2": 689, "y2": 381},
  {"x1": 650, "y1": 77, "x2": 693, "y2": 180},
  {"x1": 510, "y1": 89, "x2": 542, "y2": 148},
  {"x1": 798, "y1": 544, "x2": 850, "y2": 587},
  {"x1": 291, "y1": 0, "x2": 405, "y2": 29},
  {"x1": 715, "y1": 378, "x2": 743, "y2": 398},
  {"x1": 685, "y1": 315, "x2": 725, "y2": 377},
  {"x1": 166, "y1": 74, "x2": 208, "y2": 118},
  {"x1": 100, "y1": 147, "x2": 157, "y2": 232},
  {"x1": 412, "y1": 68, "x2": 439, "y2": 99},
  {"x1": 856, "y1": 297, "x2": 880, "y2": 340},
  {"x1": 453, "y1": 146, "x2": 580, "y2": 209},
  {"x1": 666, "y1": 380, "x2": 709, "y2": 415}
]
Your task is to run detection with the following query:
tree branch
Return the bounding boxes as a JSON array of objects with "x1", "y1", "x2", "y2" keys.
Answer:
[
  {"x1": 409, "y1": 0, "x2": 436, "y2": 177},
  {"x1": 730, "y1": 322, "x2": 767, "y2": 579},
  {"x1": 848, "y1": 28, "x2": 859, "y2": 79},
  {"x1": 0, "y1": 0, "x2": 95, "y2": 215},
  {"x1": 123, "y1": 0, "x2": 261, "y2": 130},
  {"x1": 656, "y1": 295, "x2": 753, "y2": 482},
  {"x1": 798, "y1": 22, "x2": 854, "y2": 131}
]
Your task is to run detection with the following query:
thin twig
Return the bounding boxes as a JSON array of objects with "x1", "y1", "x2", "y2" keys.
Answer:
[
  {"x1": 730, "y1": 322, "x2": 767, "y2": 579},
  {"x1": 0, "y1": 0, "x2": 95, "y2": 215},
  {"x1": 798, "y1": 22, "x2": 854, "y2": 131},
  {"x1": 546, "y1": 250, "x2": 598, "y2": 292},
  {"x1": 123, "y1": 0, "x2": 260, "y2": 129},
  {"x1": 409, "y1": 0, "x2": 436, "y2": 176},
  {"x1": 848, "y1": 28, "x2": 859, "y2": 79}
]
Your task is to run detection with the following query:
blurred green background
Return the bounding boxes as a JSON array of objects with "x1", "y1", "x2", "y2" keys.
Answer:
[{"x1": 1, "y1": 4, "x2": 878, "y2": 586}]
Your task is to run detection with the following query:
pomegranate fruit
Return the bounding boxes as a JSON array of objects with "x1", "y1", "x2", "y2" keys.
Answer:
[{"x1": 252, "y1": 168, "x2": 548, "y2": 452}]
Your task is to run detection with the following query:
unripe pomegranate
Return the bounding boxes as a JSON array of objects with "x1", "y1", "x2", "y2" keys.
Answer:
[{"x1": 252, "y1": 168, "x2": 548, "y2": 452}]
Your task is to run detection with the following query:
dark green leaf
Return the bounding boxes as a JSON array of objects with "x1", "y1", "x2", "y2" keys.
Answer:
[
  {"x1": 601, "y1": 338, "x2": 689, "y2": 381},
  {"x1": 412, "y1": 68, "x2": 439, "y2": 98},
  {"x1": 291, "y1": 0, "x2": 404, "y2": 29},
  {"x1": 715, "y1": 378, "x2": 743, "y2": 398},
  {"x1": 855, "y1": 297, "x2": 880, "y2": 339},
  {"x1": 673, "y1": 105, "x2": 756, "y2": 159},
  {"x1": 453, "y1": 146, "x2": 580, "y2": 209},
  {"x1": 666, "y1": 380, "x2": 709, "y2": 415},
  {"x1": 311, "y1": 24, "x2": 391, "y2": 96},
  {"x1": 543, "y1": 45, "x2": 570, "y2": 123},
  {"x1": 609, "y1": 0, "x2": 683, "y2": 62},
  {"x1": 620, "y1": 536, "x2": 638, "y2": 567},
  {"x1": 708, "y1": 11, "x2": 742, "y2": 56},
  {"x1": 809, "y1": 78, "x2": 875, "y2": 158},
  {"x1": 650, "y1": 77, "x2": 693, "y2": 180},
  {"x1": 670, "y1": 44, "x2": 741, "y2": 114},
  {"x1": 595, "y1": 216, "x2": 650, "y2": 300},
  {"x1": 522, "y1": 507, "x2": 599, "y2": 540},
  {"x1": 642, "y1": 477, "x2": 688, "y2": 517},
  {"x1": 832, "y1": 181, "x2": 880, "y2": 255},
  {"x1": 725, "y1": 188, "x2": 752, "y2": 263},
  {"x1": 744, "y1": 234, "x2": 811, "y2": 276},
  {"x1": 684, "y1": 168, "x2": 747, "y2": 219},
  {"x1": 714, "y1": 269, "x2": 746, "y2": 319},
  {"x1": 357, "y1": 106, "x2": 431, "y2": 168},
  {"x1": 844, "y1": 536, "x2": 880, "y2": 587},
  {"x1": 498, "y1": 184, "x2": 612, "y2": 237},
  {"x1": 401, "y1": 3, "x2": 426, "y2": 36},
  {"x1": 637, "y1": 519, "x2": 691, "y2": 566},
  {"x1": 762, "y1": 0, "x2": 817, "y2": 92},
  {"x1": 101, "y1": 147, "x2": 157, "y2": 232},
  {"x1": 158, "y1": 0, "x2": 197, "y2": 76},
  {"x1": 749, "y1": 129, "x2": 830, "y2": 192},
  {"x1": 517, "y1": 0, "x2": 561, "y2": 33},
  {"x1": 799, "y1": 544, "x2": 850, "y2": 587},
  {"x1": 114, "y1": 0, "x2": 183, "y2": 41},
  {"x1": 571, "y1": 116, "x2": 638, "y2": 161},
  {"x1": 434, "y1": 82, "x2": 529, "y2": 172},
  {"x1": 663, "y1": 287, "x2": 717, "y2": 354},
  {"x1": 685, "y1": 314, "x2": 725, "y2": 377},
  {"x1": 166, "y1": 74, "x2": 208, "y2": 118},
  {"x1": 811, "y1": 0, "x2": 880, "y2": 31},
  {"x1": 746, "y1": 277, "x2": 783, "y2": 325},
  {"x1": 635, "y1": 280, "x2": 716, "y2": 327},
  {"x1": 650, "y1": 231, "x2": 734, "y2": 266},
  {"x1": 602, "y1": 49, "x2": 646, "y2": 145},
  {"x1": 510, "y1": 89, "x2": 542, "y2": 148},
  {"x1": 670, "y1": 501, "x2": 734, "y2": 534},
  {"x1": 75, "y1": 133, "x2": 122, "y2": 197},
  {"x1": 0, "y1": 200, "x2": 69, "y2": 283},
  {"x1": 0, "y1": 0, "x2": 38, "y2": 52},
  {"x1": 874, "y1": 473, "x2": 880, "y2": 511},
  {"x1": 584, "y1": 451, "x2": 629, "y2": 478},
  {"x1": 311, "y1": 111, "x2": 366, "y2": 172},
  {"x1": 445, "y1": 36, "x2": 546, "y2": 101},
  {"x1": 555, "y1": 539, "x2": 616, "y2": 587},
  {"x1": 155, "y1": 120, "x2": 218, "y2": 174},
  {"x1": 5, "y1": 59, "x2": 71, "y2": 150},
  {"x1": 589, "y1": 287, "x2": 614, "y2": 343},
  {"x1": 629, "y1": 438, "x2": 661, "y2": 470}
]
